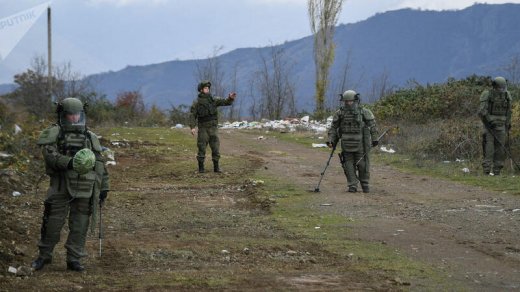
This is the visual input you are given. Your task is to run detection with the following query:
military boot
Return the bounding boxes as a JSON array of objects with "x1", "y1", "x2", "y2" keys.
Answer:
[
  {"x1": 362, "y1": 186, "x2": 369, "y2": 193},
  {"x1": 67, "y1": 261, "x2": 85, "y2": 272},
  {"x1": 198, "y1": 161, "x2": 205, "y2": 173},
  {"x1": 213, "y1": 160, "x2": 222, "y2": 173},
  {"x1": 348, "y1": 186, "x2": 357, "y2": 193},
  {"x1": 31, "y1": 257, "x2": 52, "y2": 271}
]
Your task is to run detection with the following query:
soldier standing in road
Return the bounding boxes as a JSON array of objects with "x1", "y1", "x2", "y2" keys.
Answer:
[
  {"x1": 189, "y1": 80, "x2": 236, "y2": 173},
  {"x1": 478, "y1": 76, "x2": 512, "y2": 175},
  {"x1": 327, "y1": 90, "x2": 379, "y2": 193},
  {"x1": 32, "y1": 97, "x2": 110, "y2": 272}
]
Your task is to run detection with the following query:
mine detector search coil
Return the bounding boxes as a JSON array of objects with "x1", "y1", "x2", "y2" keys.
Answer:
[{"x1": 314, "y1": 143, "x2": 338, "y2": 192}]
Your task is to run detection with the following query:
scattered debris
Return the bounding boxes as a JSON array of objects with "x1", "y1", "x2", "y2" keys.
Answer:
[
  {"x1": 243, "y1": 247, "x2": 251, "y2": 255},
  {"x1": 462, "y1": 167, "x2": 470, "y2": 173},
  {"x1": 221, "y1": 250, "x2": 230, "y2": 255},
  {"x1": 8, "y1": 266, "x2": 17, "y2": 274},
  {"x1": 0, "y1": 151, "x2": 14, "y2": 159},
  {"x1": 320, "y1": 203, "x2": 333, "y2": 206},
  {"x1": 286, "y1": 250, "x2": 298, "y2": 256},
  {"x1": 14, "y1": 124, "x2": 22, "y2": 135},
  {"x1": 12, "y1": 191, "x2": 21, "y2": 197},
  {"x1": 314, "y1": 226, "x2": 321, "y2": 229},
  {"x1": 220, "y1": 116, "x2": 333, "y2": 133},
  {"x1": 257, "y1": 136, "x2": 266, "y2": 140},
  {"x1": 312, "y1": 143, "x2": 328, "y2": 148},
  {"x1": 380, "y1": 146, "x2": 396, "y2": 154},
  {"x1": 16, "y1": 266, "x2": 32, "y2": 277}
]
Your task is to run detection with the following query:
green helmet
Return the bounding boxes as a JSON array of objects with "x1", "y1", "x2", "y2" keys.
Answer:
[
  {"x1": 492, "y1": 76, "x2": 507, "y2": 90},
  {"x1": 57, "y1": 97, "x2": 86, "y2": 132},
  {"x1": 72, "y1": 148, "x2": 96, "y2": 175},
  {"x1": 341, "y1": 90, "x2": 359, "y2": 101},
  {"x1": 197, "y1": 80, "x2": 212, "y2": 92},
  {"x1": 61, "y1": 97, "x2": 84, "y2": 114}
]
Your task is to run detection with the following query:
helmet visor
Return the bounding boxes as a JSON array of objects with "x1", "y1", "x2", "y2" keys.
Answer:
[{"x1": 61, "y1": 111, "x2": 86, "y2": 127}]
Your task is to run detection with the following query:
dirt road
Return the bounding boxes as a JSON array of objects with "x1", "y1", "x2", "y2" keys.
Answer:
[
  {"x1": 1, "y1": 128, "x2": 519, "y2": 291},
  {"x1": 221, "y1": 130, "x2": 520, "y2": 290}
]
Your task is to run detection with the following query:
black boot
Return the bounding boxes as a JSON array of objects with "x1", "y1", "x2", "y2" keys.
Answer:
[
  {"x1": 362, "y1": 186, "x2": 370, "y2": 193},
  {"x1": 198, "y1": 161, "x2": 205, "y2": 173},
  {"x1": 67, "y1": 261, "x2": 85, "y2": 272},
  {"x1": 348, "y1": 186, "x2": 357, "y2": 193},
  {"x1": 213, "y1": 160, "x2": 222, "y2": 173},
  {"x1": 31, "y1": 257, "x2": 52, "y2": 271}
]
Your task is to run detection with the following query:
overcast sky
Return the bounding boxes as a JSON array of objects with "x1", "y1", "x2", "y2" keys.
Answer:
[{"x1": 1, "y1": 0, "x2": 519, "y2": 83}]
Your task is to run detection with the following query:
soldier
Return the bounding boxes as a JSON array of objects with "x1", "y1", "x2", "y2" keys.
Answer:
[
  {"x1": 327, "y1": 90, "x2": 378, "y2": 193},
  {"x1": 31, "y1": 97, "x2": 110, "y2": 272},
  {"x1": 478, "y1": 76, "x2": 512, "y2": 175},
  {"x1": 189, "y1": 80, "x2": 236, "y2": 173}
]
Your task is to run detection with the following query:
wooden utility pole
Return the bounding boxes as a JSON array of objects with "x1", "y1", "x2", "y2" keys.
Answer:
[{"x1": 47, "y1": 6, "x2": 53, "y2": 101}]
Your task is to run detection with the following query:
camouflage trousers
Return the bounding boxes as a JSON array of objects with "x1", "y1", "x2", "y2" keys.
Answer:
[
  {"x1": 37, "y1": 177, "x2": 92, "y2": 262},
  {"x1": 482, "y1": 127, "x2": 507, "y2": 174},
  {"x1": 197, "y1": 126, "x2": 220, "y2": 162},
  {"x1": 341, "y1": 150, "x2": 370, "y2": 189}
]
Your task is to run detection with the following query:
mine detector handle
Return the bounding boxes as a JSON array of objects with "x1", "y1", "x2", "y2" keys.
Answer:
[
  {"x1": 314, "y1": 142, "x2": 338, "y2": 192},
  {"x1": 99, "y1": 202, "x2": 103, "y2": 257},
  {"x1": 356, "y1": 127, "x2": 393, "y2": 166}
]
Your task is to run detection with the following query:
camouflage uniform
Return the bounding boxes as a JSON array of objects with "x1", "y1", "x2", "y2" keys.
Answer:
[
  {"x1": 189, "y1": 81, "x2": 235, "y2": 172},
  {"x1": 328, "y1": 90, "x2": 378, "y2": 193},
  {"x1": 32, "y1": 98, "x2": 110, "y2": 272},
  {"x1": 478, "y1": 77, "x2": 512, "y2": 175}
]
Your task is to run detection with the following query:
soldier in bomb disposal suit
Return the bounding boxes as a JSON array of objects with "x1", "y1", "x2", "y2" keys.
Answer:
[
  {"x1": 32, "y1": 97, "x2": 109, "y2": 272},
  {"x1": 328, "y1": 90, "x2": 379, "y2": 193}
]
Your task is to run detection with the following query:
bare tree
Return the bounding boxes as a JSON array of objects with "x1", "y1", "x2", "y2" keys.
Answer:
[
  {"x1": 9, "y1": 56, "x2": 96, "y2": 119},
  {"x1": 248, "y1": 77, "x2": 260, "y2": 121},
  {"x1": 367, "y1": 69, "x2": 394, "y2": 103},
  {"x1": 53, "y1": 61, "x2": 95, "y2": 101},
  {"x1": 227, "y1": 61, "x2": 240, "y2": 121},
  {"x1": 195, "y1": 46, "x2": 226, "y2": 98},
  {"x1": 308, "y1": 0, "x2": 344, "y2": 119},
  {"x1": 502, "y1": 54, "x2": 520, "y2": 85},
  {"x1": 327, "y1": 49, "x2": 364, "y2": 110},
  {"x1": 255, "y1": 46, "x2": 296, "y2": 120}
]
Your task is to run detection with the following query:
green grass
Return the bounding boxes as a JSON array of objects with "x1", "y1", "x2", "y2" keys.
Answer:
[
  {"x1": 374, "y1": 152, "x2": 520, "y2": 195},
  {"x1": 252, "y1": 172, "x2": 461, "y2": 290},
  {"x1": 257, "y1": 129, "x2": 520, "y2": 196}
]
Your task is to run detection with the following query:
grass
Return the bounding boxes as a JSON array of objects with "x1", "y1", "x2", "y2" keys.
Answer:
[
  {"x1": 374, "y1": 152, "x2": 520, "y2": 195},
  {"x1": 255, "y1": 128, "x2": 520, "y2": 196},
  {"x1": 252, "y1": 171, "x2": 459, "y2": 290}
]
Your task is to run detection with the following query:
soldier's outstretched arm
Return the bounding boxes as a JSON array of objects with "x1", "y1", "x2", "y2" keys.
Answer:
[{"x1": 215, "y1": 93, "x2": 236, "y2": 107}]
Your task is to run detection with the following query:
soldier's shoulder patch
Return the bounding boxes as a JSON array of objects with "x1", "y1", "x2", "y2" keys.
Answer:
[
  {"x1": 37, "y1": 125, "x2": 60, "y2": 145},
  {"x1": 361, "y1": 108, "x2": 375, "y2": 120},
  {"x1": 480, "y1": 90, "x2": 490, "y2": 101},
  {"x1": 88, "y1": 131, "x2": 103, "y2": 152}
]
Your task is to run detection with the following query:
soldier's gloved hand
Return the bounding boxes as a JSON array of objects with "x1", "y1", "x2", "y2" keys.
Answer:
[
  {"x1": 228, "y1": 92, "x2": 237, "y2": 100},
  {"x1": 372, "y1": 140, "x2": 379, "y2": 147},
  {"x1": 326, "y1": 141, "x2": 333, "y2": 148},
  {"x1": 99, "y1": 190, "x2": 108, "y2": 205},
  {"x1": 190, "y1": 128, "x2": 196, "y2": 136}
]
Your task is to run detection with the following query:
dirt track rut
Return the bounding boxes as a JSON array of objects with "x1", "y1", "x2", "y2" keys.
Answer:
[{"x1": 221, "y1": 130, "x2": 520, "y2": 290}]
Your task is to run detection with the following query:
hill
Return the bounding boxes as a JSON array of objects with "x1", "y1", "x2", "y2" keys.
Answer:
[{"x1": 5, "y1": 4, "x2": 520, "y2": 113}]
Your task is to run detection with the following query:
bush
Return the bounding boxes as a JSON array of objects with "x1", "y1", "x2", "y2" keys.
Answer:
[{"x1": 374, "y1": 76, "x2": 519, "y2": 163}]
